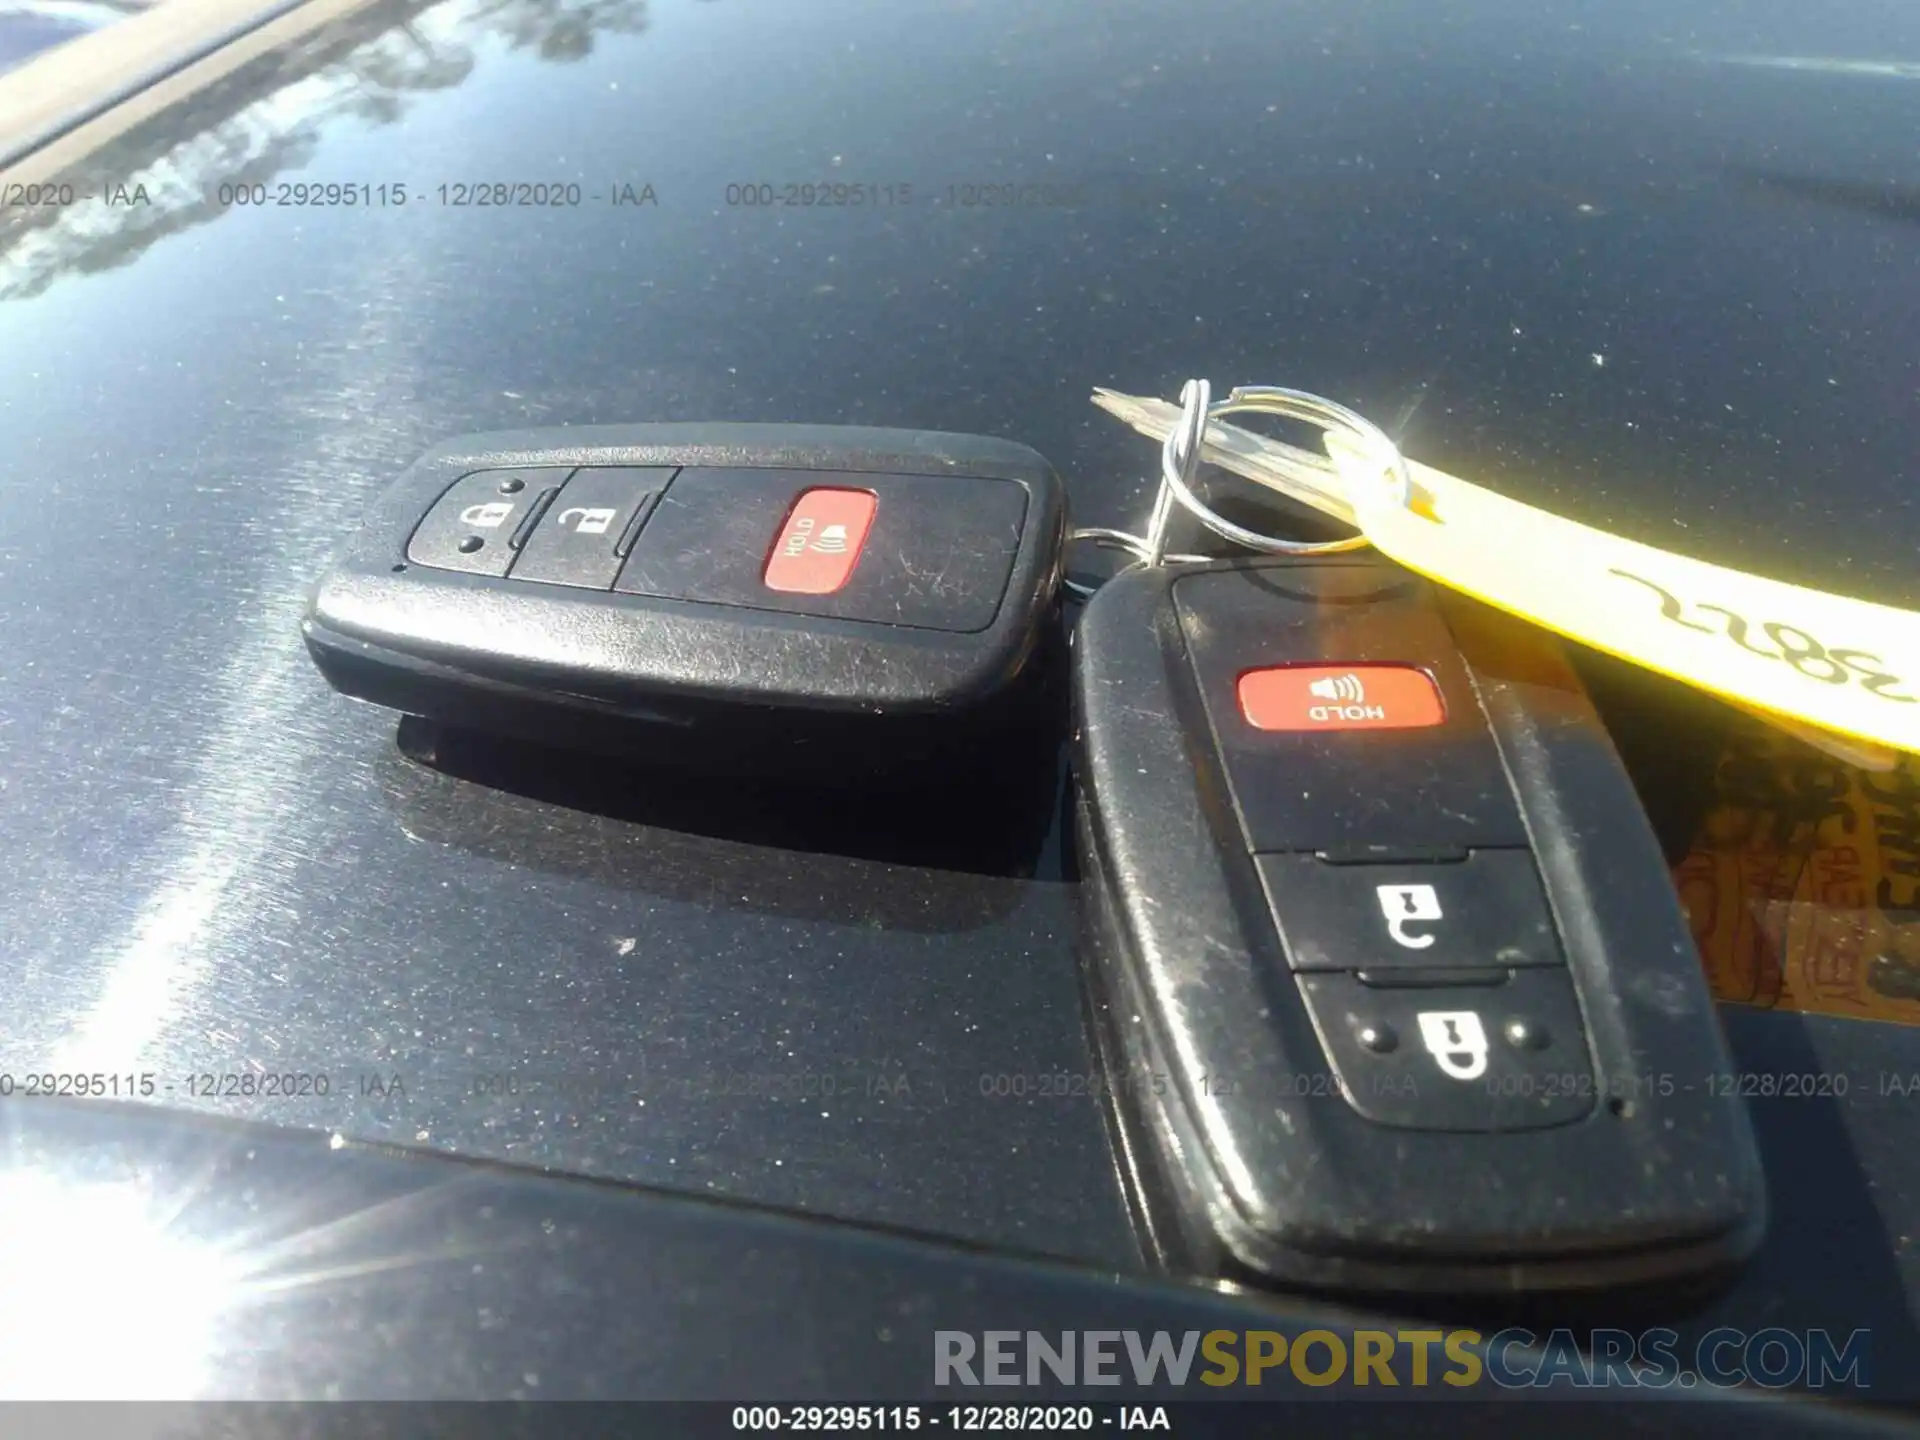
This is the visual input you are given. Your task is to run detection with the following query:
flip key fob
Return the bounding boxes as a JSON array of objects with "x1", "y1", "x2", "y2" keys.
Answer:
[
  {"x1": 304, "y1": 425, "x2": 1065, "y2": 769},
  {"x1": 1071, "y1": 558, "x2": 1766, "y2": 1295}
]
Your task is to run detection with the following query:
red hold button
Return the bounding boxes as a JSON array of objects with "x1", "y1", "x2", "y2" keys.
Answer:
[
  {"x1": 762, "y1": 488, "x2": 878, "y2": 594},
  {"x1": 1237, "y1": 664, "x2": 1446, "y2": 732}
]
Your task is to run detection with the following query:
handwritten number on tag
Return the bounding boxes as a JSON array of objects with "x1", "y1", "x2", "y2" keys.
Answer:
[
  {"x1": 1611, "y1": 569, "x2": 1714, "y2": 634},
  {"x1": 1698, "y1": 605, "x2": 1780, "y2": 660},
  {"x1": 1763, "y1": 624, "x2": 1851, "y2": 684},
  {"x1": 1833, "y1": 650, "x2": 1917, "y2": 703},
  {"x1": 1610, "y1": 569, "x2": 1917, "y2": 704}
]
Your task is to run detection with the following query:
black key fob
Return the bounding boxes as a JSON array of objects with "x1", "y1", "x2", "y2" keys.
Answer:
[
  {"x1": 1071, "y1": 557, "x2": 1766, "y2": 1295},
  {"x1": 304, "y1": 425, "x2": 1065, "y2": 772}
]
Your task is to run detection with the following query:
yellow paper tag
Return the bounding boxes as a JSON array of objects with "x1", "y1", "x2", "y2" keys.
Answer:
[{"x1": 1326, "y1": 437, "x2": 1920, "y2": 756}]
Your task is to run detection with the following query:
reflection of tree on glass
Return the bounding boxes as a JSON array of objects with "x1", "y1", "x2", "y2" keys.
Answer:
[
  {"x1": 338, "y1": 23, "x2": 477, "y2": 126},
  {"x1": 0, "y1": 0, "x2": 657, "y2": 299},
  {"x1": 473, "y1": 0, "x2": 649, "y2": 61}
]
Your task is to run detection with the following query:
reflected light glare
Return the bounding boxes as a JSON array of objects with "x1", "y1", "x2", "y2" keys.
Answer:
[{"x1": 0, "y1": 1171, "x2": 237, "y2": 1399}]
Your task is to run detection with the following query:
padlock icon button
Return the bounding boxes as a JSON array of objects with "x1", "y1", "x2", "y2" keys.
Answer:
[
  {"x1": 1416, "y1": 1010, "x2": 1490, "y2": 1081},
  {"x1": 459, "y1": 501, "x2": 516, "y2": 529}
]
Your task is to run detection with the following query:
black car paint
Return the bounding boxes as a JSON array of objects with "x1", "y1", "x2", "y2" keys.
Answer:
[
  {"x1": 0, "y1": 0, "x2": 1918, "y2": 1403},
  {"x1": 0, "y1": 1097, "x2": 1900, "y2": 1426}
]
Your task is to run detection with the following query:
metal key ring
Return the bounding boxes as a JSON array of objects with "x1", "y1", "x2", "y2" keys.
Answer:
[
  {"x1": 1152, "y1": 382, "x2": 1412, "y2": 558},
  {"x1": 1217, "y1": 384, "x2": 1414, "y2": 508},
  {"x1": 1064, "y1": 378, "x2": 1415, "y2": 597}
]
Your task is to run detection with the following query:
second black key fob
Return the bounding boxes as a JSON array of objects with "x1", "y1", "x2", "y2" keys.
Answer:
[
  {"x1": 304, "y1": 424, "x2": 1066, "y2": 772},
  {"x1": 1070, "y1": 557, "x2": 1766, "y2": 1295}
]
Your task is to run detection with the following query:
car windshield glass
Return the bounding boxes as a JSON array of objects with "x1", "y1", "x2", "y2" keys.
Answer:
[{"x1": 0, "y1": 0, "x2": 1918, "y2": 1406}]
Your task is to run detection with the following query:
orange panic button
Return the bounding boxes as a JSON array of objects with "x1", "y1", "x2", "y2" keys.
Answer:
[
  {"x1": 1237, "y1": 664, "x2": 1446, "y2": 732},
  {"x1": 762, "y1": 488, "x2": 879, "y2": 595}
]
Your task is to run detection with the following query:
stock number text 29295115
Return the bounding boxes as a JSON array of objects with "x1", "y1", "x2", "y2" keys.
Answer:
[
  {"x1": 216, "y1": 183, "x2": 412, "y2": 207},
  {"x1": 1609, "y1": 569, "x2": 1916, "y2": 704},
  {"x1": 210, "y1": 183, "x2": 613, "y2": 208}
]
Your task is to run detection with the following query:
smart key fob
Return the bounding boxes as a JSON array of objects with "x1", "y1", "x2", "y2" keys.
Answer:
[
  {"x1": 304, "y1": 425, "x2": 1065, "y2": 771},
  {"x1": 1070, "y1": 557, "x2": 1766, "y2": 1295}
]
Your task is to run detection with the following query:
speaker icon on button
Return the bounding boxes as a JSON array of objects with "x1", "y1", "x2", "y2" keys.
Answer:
[{"x1": 1309, "y1": 673, "x2": 1366, "y2": 704}]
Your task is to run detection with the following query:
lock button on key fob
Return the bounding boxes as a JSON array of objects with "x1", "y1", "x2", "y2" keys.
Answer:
[
  {"x1": 406, "y1": 467, "x2": 570, "y2": 576},
  {"x1": 1299, "y1": 969, "x2": 1594, "y2": 1130}
]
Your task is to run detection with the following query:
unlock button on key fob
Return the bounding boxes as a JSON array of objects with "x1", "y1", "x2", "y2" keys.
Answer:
[
  {"x1": 1256, "y1": 850, "x2": 1563, "y2": 974},
  {"x1": 511, "y1": 467, "x2": 674, "y2": 589}
]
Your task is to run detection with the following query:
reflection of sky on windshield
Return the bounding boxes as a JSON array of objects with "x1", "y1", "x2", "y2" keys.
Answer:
[
  {"x1": 0, "y1": 0, "x2": 479, "y2": 299},
  {"x1": 0, "y1": 0, "x2": 149, "y2": 74},
  {"x1": 6, "y1": 0, "x2": 1919, "y2": 303},
  {"x1": 0, "y1": 0, "x2": 1914, "y2": 583},
  {"x1": 0, "y1": 12, "x2": 86, "y2": 74},
  {"x1": 1711, "y1": 54, "x2": 1920, "y2": 81}
]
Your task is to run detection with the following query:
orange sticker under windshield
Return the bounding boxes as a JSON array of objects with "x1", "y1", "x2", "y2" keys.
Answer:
[{"x1": 1677, "y1": 723, "x2": 1920, "y2": 1028}]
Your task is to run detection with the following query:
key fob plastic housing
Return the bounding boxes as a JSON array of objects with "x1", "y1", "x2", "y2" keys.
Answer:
[
  {"x1": 1071, "y1": 557, "x2": 1766, "y2": 1295},
  {"x1": 304, "y1": 425, "x2": 1066, "y2": 770}
]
